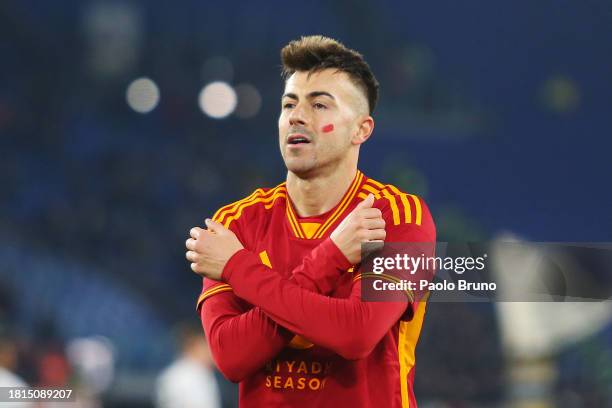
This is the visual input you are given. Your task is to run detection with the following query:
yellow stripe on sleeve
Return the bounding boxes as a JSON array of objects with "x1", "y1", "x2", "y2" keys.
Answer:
[
  {"x1": 263, "y1": 190, "x2": 287, "y2": 209},
  {"x1": 213, "y1": 189, "x2": 264, "y2": 222},
  {"x1": 381, "y1": 190, "x2": 401, "y2": 226},
  {"x1": 214, "y1": 182, "x2": 285, "y2": 224},
  {"x1": 223, "y1": 188, "x2": 286, "y2": 228},
  {"x1": 407, "y1": 194, "x2": 422, "y2": 226},
  {"x1": 196, "y1": 284, "x2": 233, "y2": 310},
  {"x1": 366, "y1": 178, "x2": 385, "y2": 189},
  {"x1": 361, "y1": 183, "x2": 382, "y2": 199},
  {"x1": 385, "y1": 185, "x2": 412, "y2": 224},
  {"x1": 202, "y1": 284, "x2": 233, "y2": 298}
]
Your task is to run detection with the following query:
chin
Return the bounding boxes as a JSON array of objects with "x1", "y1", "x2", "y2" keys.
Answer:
[{"x1": 284, "y1": 159, "x2": 317, "y2": 177}]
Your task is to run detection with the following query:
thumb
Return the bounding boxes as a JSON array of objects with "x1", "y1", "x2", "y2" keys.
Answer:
[
  {"x1": 205, "y1": 218, "x2": 225, "y2": 234},
  {"x1": 354, "y1": 193, "x2": 375, "y2": 210}
]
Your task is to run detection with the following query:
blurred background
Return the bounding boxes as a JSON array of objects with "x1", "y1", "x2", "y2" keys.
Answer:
[{"x1": 0, "y1": 0, "x2": 611, "y2": 407}]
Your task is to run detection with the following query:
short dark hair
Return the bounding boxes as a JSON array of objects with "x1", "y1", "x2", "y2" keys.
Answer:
[{"x1": 281, "y1": 35, "x2": 380, "y2": 114}]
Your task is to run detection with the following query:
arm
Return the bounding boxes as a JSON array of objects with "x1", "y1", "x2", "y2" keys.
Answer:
[
  {"x1": 215, "y1": 195, "x2": 436, "y2": 360},
  {"x1": 201, "y1": 291, "x2": 292, "y2": 382},
  {"x1": 200, "y1": 237, "x2": 352, "y2": 381},
  {"x1": 288, "y1": 237, "x2": 353, "y2": 294},
  {"x1": 222, "y1": 251, "x2": 407, "y2": 360},
  {"x1": 190, "y1": 194, "x2": 425, "y2": 363}
]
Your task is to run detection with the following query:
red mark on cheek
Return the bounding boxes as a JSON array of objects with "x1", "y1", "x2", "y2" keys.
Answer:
[{"x1": 322, "y1": 124, "x2": 334, "y2": 133}]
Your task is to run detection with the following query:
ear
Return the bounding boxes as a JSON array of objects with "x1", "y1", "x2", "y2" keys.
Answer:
[{"x1": 351, "y1": 116, "x2": 374, "y2": 145}]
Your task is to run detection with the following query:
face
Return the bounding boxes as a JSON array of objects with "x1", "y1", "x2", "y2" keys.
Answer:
[{"x1": 278, "y1": 69, "x2": 372, "y2": 177}]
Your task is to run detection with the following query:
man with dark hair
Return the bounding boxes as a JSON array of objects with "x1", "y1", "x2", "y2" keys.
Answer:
[
  {"x1": 280, "y1": 35, "x2": 380, "y2": 115},
  {"x1": 186, "y1": 35, "x2": 435, "y2": 407}
]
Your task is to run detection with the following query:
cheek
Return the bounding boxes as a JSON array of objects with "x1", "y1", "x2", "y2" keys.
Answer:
[
  {"x1": 278, "y1": 117, "x2": 287, "y2": 137},
  {"x1": 321, "y1": 123, "x2": 334, "y2": 133}
]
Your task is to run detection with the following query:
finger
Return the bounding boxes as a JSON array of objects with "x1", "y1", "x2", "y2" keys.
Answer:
[
  {"x1": 367, "y1": 228, "x2": 386, "y2": 241},
  {"x1": 190, "y1": 263, "x2": 200, "y2": 274},
  {"x1": 190, "y1": 227, "x2": 204, "y2": 239},
  {"x1": 361, "y1": 207, "x2": 383, "y2": 219},
  {"x1": 362, "y1": 218, "x2": 386, "y2": 230},
  {"x1": 185, "y1": 251, "x2": 199, "y2": 262},
  {"x1": 353, "y1": 193, "x2": 375, "y2": 211},
  {"x1": 185, "y1": 238, "x2": 197, "y2": 251},
  {"x1": 205, "y1": 218, "x2": 225, "y2": 234}
]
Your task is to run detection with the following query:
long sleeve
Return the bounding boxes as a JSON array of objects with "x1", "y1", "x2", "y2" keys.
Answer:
[
  {"x1": 222, "y1": 250, "x2": 407, "y2": 360},
  {"x1": 201, "y1": 291, "x2": 293, "y2": 382},
  {"x1": 289, "y1": 237, "x2": 353, "y2": 294},
  {"x1": 201, "y1": 237, "x2": 352, "y2": 381},
  {"x1": 218, "y1": 194, "x2": 436, "y2": 361}
]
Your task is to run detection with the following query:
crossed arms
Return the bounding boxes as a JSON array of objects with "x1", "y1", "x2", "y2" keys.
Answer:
[{"x1": 201, "y1": 238, "x2": 408, "y2": 381}]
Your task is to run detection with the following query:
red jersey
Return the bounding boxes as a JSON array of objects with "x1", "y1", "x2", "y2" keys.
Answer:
[{"x1": 197, "y1": 170, "x2": 436, "y2": 408}]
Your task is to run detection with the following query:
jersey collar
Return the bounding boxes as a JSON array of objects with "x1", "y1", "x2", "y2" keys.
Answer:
[{"x1": 285, "y1": 170, "x2": 365, "y2": 239}]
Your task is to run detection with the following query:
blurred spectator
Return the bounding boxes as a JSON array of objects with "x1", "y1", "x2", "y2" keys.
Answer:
[
  {"x1": 0, "y1": 332, "x2": 33, "y2": 408},
  {"x1": 0, "y1": 334, "x2": 26, "y2": 386},
  {"x1": 155, "y1": 322, "x2": 220, "y2": 408}
]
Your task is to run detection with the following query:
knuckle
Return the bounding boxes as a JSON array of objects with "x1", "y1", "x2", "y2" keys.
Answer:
[{"x1": 190, "y1": 228, "x2": 201, "y2": 239}]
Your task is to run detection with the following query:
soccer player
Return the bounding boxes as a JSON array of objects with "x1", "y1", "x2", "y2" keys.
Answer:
[{"x1": 185, "y1": 35, "x2": 436, "y2": 407}]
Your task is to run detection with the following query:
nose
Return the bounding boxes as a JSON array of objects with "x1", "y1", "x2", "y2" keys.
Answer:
[{"x1": 288, "y1": 103, "x2": 307, "y2": 127}]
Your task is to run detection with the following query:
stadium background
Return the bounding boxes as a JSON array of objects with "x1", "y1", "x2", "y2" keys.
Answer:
[{"x1": 0, "y1": 0, "x2": 610, "y2": 406}]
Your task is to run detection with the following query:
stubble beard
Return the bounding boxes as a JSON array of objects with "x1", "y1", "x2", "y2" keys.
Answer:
[
  {"x1": 284, "y1": 147, "x2": 350, "y2": 180},
  {"x1": 283, "y1": 153, "x2": 319, "y2": 178}
]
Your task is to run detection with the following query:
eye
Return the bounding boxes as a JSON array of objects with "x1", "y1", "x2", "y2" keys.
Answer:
[
  {"x1": 283, "y1": 102, "x2": 295, "y2": 109},
  {"x1": 313, "y1": 102, "x2": 327, "y2": 110}
]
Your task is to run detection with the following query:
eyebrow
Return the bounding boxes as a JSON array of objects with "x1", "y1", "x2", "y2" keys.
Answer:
[{"x1": 282, "y1": 91, "x2": 335, "y2": 101}]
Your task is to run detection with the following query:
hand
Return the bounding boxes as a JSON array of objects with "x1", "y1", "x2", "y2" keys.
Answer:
[
  {"x1": 330, "y1": 194, "x2": 386, "y2": 264},
  {"x1": 185, "y1": 219, "x2": 244, "y2": 281}
]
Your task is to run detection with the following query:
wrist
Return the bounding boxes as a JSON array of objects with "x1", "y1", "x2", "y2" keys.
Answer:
[
  {"x1": 322, "y1": 237, "x2": 353, "y2": 270},
  {"x1": 221, "y1": 248, "x2": 252, "y2": 282}
]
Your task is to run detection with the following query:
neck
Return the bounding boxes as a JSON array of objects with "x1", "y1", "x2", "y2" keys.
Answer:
[{"x1": 286, "y1": 161, "x2": 358, "y2": 217}]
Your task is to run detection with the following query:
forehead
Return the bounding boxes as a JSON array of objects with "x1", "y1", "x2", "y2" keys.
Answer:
[{"x1": 283, "y1": 69, "x2": 362, "y2": 102}]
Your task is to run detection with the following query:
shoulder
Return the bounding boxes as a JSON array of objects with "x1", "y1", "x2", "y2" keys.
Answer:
[
  {"x1": 211, "y1": 182, "x2": 287, "y2": 228},
  {"x1": 358, "y1": 176, "x2": 436, "y2": 241},
  {"x1": 359, "y1": 176, "x2": 432, "y2": 229}
]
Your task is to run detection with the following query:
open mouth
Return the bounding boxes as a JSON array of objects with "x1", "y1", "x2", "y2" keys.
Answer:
[{"x1": 287, "y1": 134, "x2": 311, "y2": 145}]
